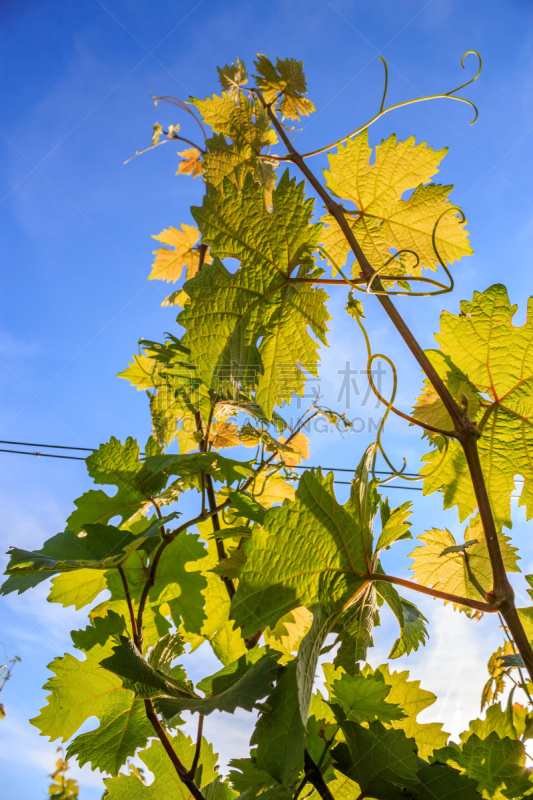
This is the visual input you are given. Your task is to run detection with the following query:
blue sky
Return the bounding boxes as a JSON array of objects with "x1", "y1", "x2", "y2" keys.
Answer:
[{"x1": 2, "y1": 0, "x2": 533, "y2": 797}]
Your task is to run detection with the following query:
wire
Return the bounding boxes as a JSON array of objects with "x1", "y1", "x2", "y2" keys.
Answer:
[
  {"x1": 0, "y1": 439, "x2": 94, "y2": 451},
  {"x1": 0, "y1": 439, "x2": 525, "y2": 495},
  {"x1": 0, "y1": 448, "x2": 86, "y2": 461}
]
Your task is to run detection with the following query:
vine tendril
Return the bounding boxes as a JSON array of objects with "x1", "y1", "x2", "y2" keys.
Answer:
[{"x1": 271, "y1": 51, "x2": 482, "y2": 162}]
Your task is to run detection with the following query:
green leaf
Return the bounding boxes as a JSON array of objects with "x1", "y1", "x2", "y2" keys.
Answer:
[
  {"x1": 332, "y1": 584, "x2": 379, "y2": 672},
  {"x1": 321, "y1": 130, "x2": 471, "y2": 279},
  {"x1": 103, "y1": 732, "x2": 218, "y2": 798},
  {"x1": 254, "y1": 55, "x2": 316, "y2": 120},
  {"x1": 368, "y1": 664, "x2": 449, "y2": 760},
  {"x1": 31, "y1": 635, "x2": 152, "y2": 775},
  {"x1": 231, "y1": 470, "x2": 368, "y2": 637},
  {"x1": 433, "y1": 733, "x2": 531, "y2": 800},
  {"x1": 409, "y1": 514, "x2": 519, "y2": 613},
  {"x1": 157, "y1": 647, "x2": 280, "y2": 717},
  {"x1": 101, "y1": 636, "x2": 194, "y2": 699},
  {"x1": 180, "y1": 172, "x2": 329, "y2": 417},
  {"x1": 1, "y1": 515, "x2": 174, "y2": 590},
  {"x1": 70, "y1": 610, "x2": 126, "y2": 652},
  {"x1": 227, "y1": 491, "x2": 266, "y2": 524},
  {"x1": 229, "y1": 758, "x2": 293, "y2": 799},
  {"x1": 65, "y1": 437, "x2": 162, "y2": 532},
  {"x1": 92, "y1": 532, "x2": 206, "y2": 648},
  {"x1": 333, "y1": 719, "x2": 419, "y2": 798},
  {"x1": 191, "y1": 92, "x2": 277, "y2": 191},
  {"x1": 147, "y1": 633, "x2": 186, "y2": 672},
  {"x1": 295, "y1": 604, "x2": 337, "y2": 723},
  {"x1": 482, "y1": 641, "x2": 515, "y2": 709},
  {"x1": 376, "y1": 580, "x2": 429, "y2": 658},
  {"x1": 375, "y1": 500, "x2": 413, "y2": 552},
  {"x1": 330, "y1": 671, "x2": 405, "y2": 724},
  {"x1": 143, "y1": 452, "x2": 254, "y2": 487},
  {"x1": 250, "y1": 659, "x2": 305, "y2": 788},
  {"x1": 217, "y1": 57, "x2": 248, "y2": 99},
  {"x1": 416, "y1": 764, "x2": 482, "y2": 800},
  {"x1": 460, "y1": 702, "x2": 516, "y2": 743},
  {"x1": 412, "y1": 349, "x2": 481, "y2": 442},
  {"x1": 419, "y1": 285, "x2": 533, "y2": 528}
]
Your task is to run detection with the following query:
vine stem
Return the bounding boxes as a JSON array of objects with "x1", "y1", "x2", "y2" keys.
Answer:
[
  {"x1": 303, "y1": 751, "x2": 336, "y2": 800},
  {"x1": 117, "y1": 564, "x2": 206, "y2": 800},
  {"x1": 188, "y1": 715, "x2": 204, "y2": 779},
  {"x1": 117, "y1": 565, "x2": 140, "y2": 647},
  {"x1": 254, "y1": 88, "x2": 533, "y2": 682},
  {"x1": 144, "y1": 699, "x2": 206, "y2": 800},
  {"x1": 367, "y1": 573, "x2": 497, "y2": 614}
]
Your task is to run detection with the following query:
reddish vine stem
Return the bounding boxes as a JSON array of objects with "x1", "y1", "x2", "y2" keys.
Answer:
[
  {"x1": 144, "y1": 699, "x2": 206, "y2": 800},
  {"x1": 368, "y1": 573, "x2": 497, "y2": 614},
  {"x1": 255, "y1": 89, "x2": 533, "y2": 681},
  {"x1": 188, "y1": 715, "x2": 204, "y2": 779}
]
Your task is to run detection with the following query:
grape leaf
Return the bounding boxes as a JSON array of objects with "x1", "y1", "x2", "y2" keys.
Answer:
[
  {"x1": 217, "y1": 57, "x2": 248, "y2": 100},
  {"x1": 191, "y1": 92, "x2": 277, "y2": 191},
  {"x1": 329, "y1": 671, "x2": 405, "y2": 724},
  {"x1": 416, "y1": 764, "x2": 482, "y2": 800},
  {"x1": 229, "y1": 758, "x2": 293, "y2": 799},
  {"x1": 1, "y1": 516, "x2": 174, "y2": 591},
  {"x1": 103, "y1": 733, "x2": 218, "y2": 798},
  {"x1": 65, "y1": 437, "x2": 161, "y2": 533},
  {"x1": 263, "y1": 607, "x2": 313, "y2": 664},
  {"x1": 176, "y1": 148, "x2": 203, "y2": 179},
  {"x1": 321, "y1": 130, "x2": 471, "y2": 278},
  {"x1": 412, "y1": 349, "x2": 482, "y2": 442},
  {"x1": 332, "y1": 584, "x2": 379, "y2": 671},
  {"x1": 254, "y1": 55, "x2": 316, "y2": 121},
  {"x1": 375, "y1": 500, "x2": 413, "y2": 552},
  {"x1": 156, "y1": 647, "x2": 280, "y2": 717},
  {"x1": 375, "y1": 580, "x2": 429, "y2": 658},
  {"x1": 332, "y1": 720, "x2": 419, "y2": 798},
  {"x1": 419, "y1": 284, "x2": 533, "y2": 529},
  {"x1": 433, "y1": 733, "x2": 531, "y2": 800},
  {"x1": 149, "y1": 223, "x2": 211, "y2": 284},
  {"x1": 231, "y1": 470, "x2": 368, "y2": 637},
  {"x1": 101, "y1": 636, "x2": 195, "y2": 699},
  {"x1": 250, "y1": 659, "x2": 305, "y2": 788},
  {"x1": 409, "y1": 514, "x2": 519, "y2": 613},
  {"x1": 142, "y1": 451, "x2": 254, "y2": 487},
  {"x1": 482, "y1": 641, "x2": 515, "y2": 709},
  {"x1": 180, "y1": 171, "x2": 329, "y2": 417},
  {"x1": 367, "y1": 664, "x2": 450, "y2": 760},
  {"x1": 460, "y1": 702, "x2": 516, "y2": 743},
  {"x1": 31, "y1": 632, "x2": 152, "y2": 775}
]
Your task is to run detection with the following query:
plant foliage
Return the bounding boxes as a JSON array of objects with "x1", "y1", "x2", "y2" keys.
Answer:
[{"x1": 6, "y1": 51, "x2": 533, "y2": 800}]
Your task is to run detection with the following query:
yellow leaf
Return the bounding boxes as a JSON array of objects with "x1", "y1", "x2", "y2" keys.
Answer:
[
  {"x1": 149, "y1": 223, "x2": 211, "y2": 283},
  {"x1": 409, "y1": 514, "x2": 519, "y2": 614},
  {"x1": 482, "y1": 640, "x2": 514, "y2": 709},
  {"x1": 209, "y1": 421, "x2": 240, "y2": 450},
  {"x1": 277, "y1": 432, "x2": 309, "y2": 466},
  {"x1": 263, "y1": 607, "x2": 313, "y2": 664},
  {"x1": 176, "y1": 148, "x2": 203, "y2": 179},
  {"x1": 117, "y1": 354, "x2": 157, "y2": 391},
  {"x1": 321, "y1": 131, "x2": 471, "y2": 279}
]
